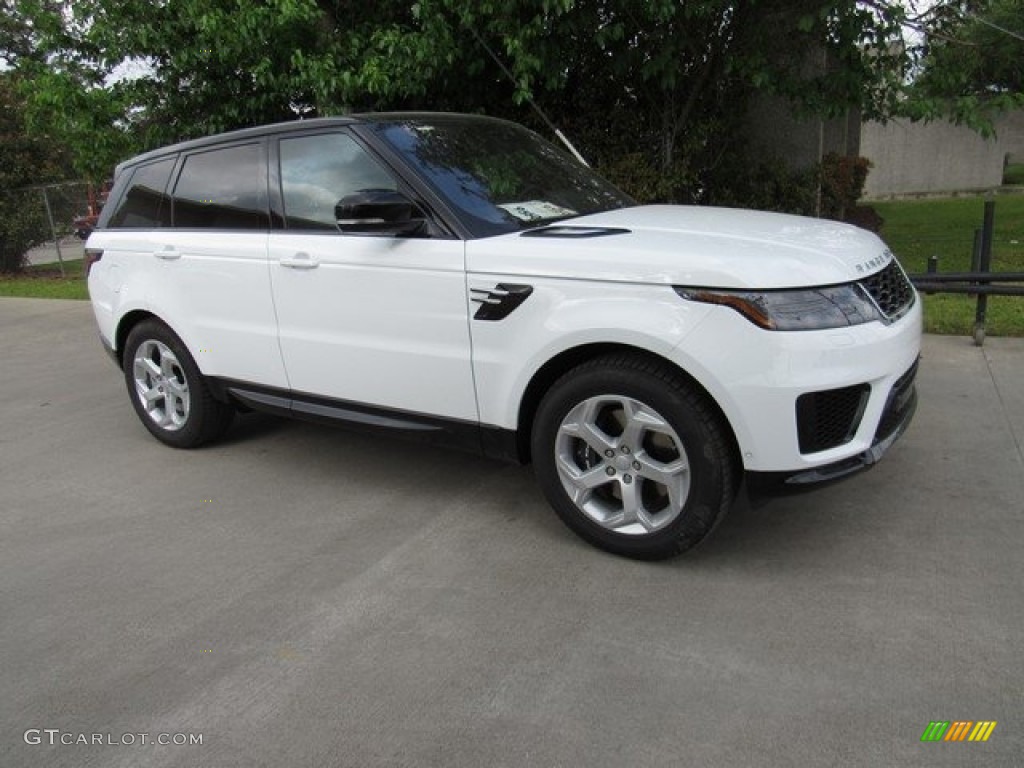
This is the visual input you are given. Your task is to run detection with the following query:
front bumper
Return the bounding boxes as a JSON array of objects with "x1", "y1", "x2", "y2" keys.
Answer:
[
  {"x1": 669, "y1": 295, "x2": 922, "y2": 475},
  {"x1": 745, "y1": 369, "x2": 917, "y2": 494}
]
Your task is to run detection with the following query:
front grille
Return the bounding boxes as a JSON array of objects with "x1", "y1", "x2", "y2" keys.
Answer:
[
  {"x1": 859, "y1": 259, "x2": 915, "y2": 321},
  {"x1": 796, "y1": 384, "x2": 871, "y2": 454},
  {"x1": 875, "y1": 360, "x2": 918, "y2": 443}
]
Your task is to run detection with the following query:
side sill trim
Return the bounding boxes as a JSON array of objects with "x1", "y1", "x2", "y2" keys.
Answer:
[
  {"x1": 227, "y1": 387, "x2": 292, "y2": 417},
  {"x1": 291, "y1": 398, "x2": 440, "y2": 431},
  {"x1": 211, "y1": 378, "x2": 524, "y2": 464}
]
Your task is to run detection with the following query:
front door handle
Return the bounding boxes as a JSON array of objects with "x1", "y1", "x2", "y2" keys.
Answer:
[
  {"x1": 279, "y1": 252, "x2": 319, "y2": 270},
  {"x1": 154, "y1": 247, "x2": 180, "y2": 260}
]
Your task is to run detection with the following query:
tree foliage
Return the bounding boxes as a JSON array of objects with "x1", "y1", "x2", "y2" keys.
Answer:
[
  {"x1": 908, "y1": 0, "x2": 1024, "y2": 132},
  {"x1": 11, "y1": 1, "x2": 1022, "y2": 201},
  {"x1": 0, "y1": 72, "x2": 73, "y2": 272},
  {"x1": 0, "y1": 0, "x2": 61, "y2": 67}
]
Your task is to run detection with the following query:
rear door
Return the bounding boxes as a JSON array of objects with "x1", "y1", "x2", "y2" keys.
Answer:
[{"x1": 154, "y1": 140, "x2": 288, "y2": 388}]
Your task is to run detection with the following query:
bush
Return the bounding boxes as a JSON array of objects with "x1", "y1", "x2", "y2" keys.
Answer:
[
  {"x1": 597, "y1": 153, "x2": 698, "y2": 204},
  {"x1": 702, "y1": 152, "x2": 872, "y2": 223},
  {"x1": 0, "y1": 191, "x2": 51, "y2": 273},
  {"x1": 705, "y1": 156, "x2": 819, "y2": 216},
  {"x1": 0, "y1": 73, "x2": 72, "y2": 273},
  {"x1": 819, "y1": 153, "x2": 871, "y2": 220}
]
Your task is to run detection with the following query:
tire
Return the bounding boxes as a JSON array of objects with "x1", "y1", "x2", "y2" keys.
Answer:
[
  {"x1": 531, "y1": 354, "x2": 736, "y2": 560},
  {"x1": 123, "y1": 319, "x2": 234, "y2": 448}
]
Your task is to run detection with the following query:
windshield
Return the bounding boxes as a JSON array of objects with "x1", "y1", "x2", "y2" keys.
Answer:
[{"x1": 367, "y1": 115, "x2": 633, "y2": 237}]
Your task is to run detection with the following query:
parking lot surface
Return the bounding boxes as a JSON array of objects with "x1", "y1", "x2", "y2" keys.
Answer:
[{"x1": 1, "y1": 297, "x2": 1022, "y2": 767}]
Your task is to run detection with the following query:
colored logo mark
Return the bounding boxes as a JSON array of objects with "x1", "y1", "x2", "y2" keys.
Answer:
[{"x1": 921, "y1": 721, "x2": 997, "y2": 742}]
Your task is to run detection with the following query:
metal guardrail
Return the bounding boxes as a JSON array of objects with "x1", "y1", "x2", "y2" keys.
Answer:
[{"x1": 906, "y1": 199, "x2": 1022, "y2": 346}]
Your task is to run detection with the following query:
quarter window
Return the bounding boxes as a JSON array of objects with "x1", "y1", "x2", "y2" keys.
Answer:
[
  {"x1": 279, "y1": 133, "x2": 397, "y2": 230},
  {"x1": 173, "y1": 143, "x2": 268, "y2": 229},
  {"x1": 107, "y1": 158, "x2": 175, "y2": 228}
]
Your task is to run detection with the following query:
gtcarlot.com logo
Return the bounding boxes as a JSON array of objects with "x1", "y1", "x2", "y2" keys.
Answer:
[{"x1": 24, "y1": 729, "x2": 203, "y2": 747}]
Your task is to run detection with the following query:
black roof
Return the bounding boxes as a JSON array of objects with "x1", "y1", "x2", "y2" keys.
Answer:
[{"x1": 114, "y1": 112, "x2": 513, "y2": 176}]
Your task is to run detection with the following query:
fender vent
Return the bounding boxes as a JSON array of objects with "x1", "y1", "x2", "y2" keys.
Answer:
[{"x1": 470, "y1": 284, "x2": 533, "y2": 321}]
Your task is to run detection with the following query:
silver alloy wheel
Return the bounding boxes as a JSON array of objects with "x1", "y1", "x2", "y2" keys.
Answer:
[
  {"x1": 554, "y1": 395, "x2": 691, "y2": 535},
  {"x1": 132, "y1": 339, "x2": 190, "y2": 431}
]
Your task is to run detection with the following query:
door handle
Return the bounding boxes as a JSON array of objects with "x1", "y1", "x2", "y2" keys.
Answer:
[
  {"x1": 279, "y1": 252, "x2": 319, "y2": 270},
  {"x1": 154, "y1": 247, "x2": 180, "y2": 260}
]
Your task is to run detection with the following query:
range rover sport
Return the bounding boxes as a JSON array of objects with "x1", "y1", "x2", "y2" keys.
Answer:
[{"x1": 85, "y1": 113, "x2": 921, "y2": 559}]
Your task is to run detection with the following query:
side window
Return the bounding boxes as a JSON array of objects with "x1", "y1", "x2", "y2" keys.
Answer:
[
  {"x1": 173, "y1": 143, "x2": 267, "y2": 229},
  {"x1": 107, "y1": 158, "x2": 175, "y2": 228},
  {"x1": 279, "y1": 133, "x2": 397, "y2": 230}
]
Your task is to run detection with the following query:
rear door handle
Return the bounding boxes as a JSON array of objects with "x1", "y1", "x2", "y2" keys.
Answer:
[
  {"x1": 279, "y1": 253, "x2": 319, "y2": 270},
  {"x1": 154, "y1": 247, "x2": 180, "y2": 260}
]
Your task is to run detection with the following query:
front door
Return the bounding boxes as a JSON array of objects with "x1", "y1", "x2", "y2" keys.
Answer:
[{"x1": 268, "y1": 130, "x2": 477, "y2": 422}]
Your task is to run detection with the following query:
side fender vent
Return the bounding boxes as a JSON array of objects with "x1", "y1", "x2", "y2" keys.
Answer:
[{"x1": 470, "y1": 283, "x2": 534, "y2": 321}]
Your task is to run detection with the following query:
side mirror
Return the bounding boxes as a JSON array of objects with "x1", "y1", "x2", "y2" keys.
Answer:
[{"x1": 335, "y1": 189, "x2": 426, "y2": 236}]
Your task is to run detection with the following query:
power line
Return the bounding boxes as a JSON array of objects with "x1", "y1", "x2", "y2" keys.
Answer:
[
  {"x1": 464, "y1": 23, "x2": 590, "y2": 166},
  {"x1": 961, "y1": 9, "x2": 1024, "y2": 43}
]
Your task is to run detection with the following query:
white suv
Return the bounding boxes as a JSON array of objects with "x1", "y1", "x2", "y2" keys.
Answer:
[{"x1": 86, "y1": 113, "x2": 921, "y2": 559}]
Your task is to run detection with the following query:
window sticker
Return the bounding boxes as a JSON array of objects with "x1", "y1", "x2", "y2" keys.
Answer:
[{"x1": 497, "y1": 200, "x2": 578, "y2": 222}]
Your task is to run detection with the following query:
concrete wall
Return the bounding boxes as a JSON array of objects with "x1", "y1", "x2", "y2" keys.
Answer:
[
  {"x1": 860, "y1": 119, "x2": 1005, "y2": 199},
  {"x1": 997, "y1": 110, "x2": 1024, "y2": 164},
  {"x1": 744, "y1": 94, "x2": 859, "y2": 169},
  {"x1": 744, "y1": 100, "x2": 1024, "y2": 198}
]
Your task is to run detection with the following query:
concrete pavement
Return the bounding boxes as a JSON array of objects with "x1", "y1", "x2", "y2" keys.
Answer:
[
  {"x1": 1, "y1": 297, "x2": 1021, "y2": 767},
  {"x1": 24, "y1": 238, "x2": 85, "y2": 268}
]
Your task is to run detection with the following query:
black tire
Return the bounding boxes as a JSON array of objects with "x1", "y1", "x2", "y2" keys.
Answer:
[
  {"x1": 531, "y1": 354, "x2": 736, "y2": 560},
  {"x1": 123, "y1": 319, "x2": 234, "y2": 448}
]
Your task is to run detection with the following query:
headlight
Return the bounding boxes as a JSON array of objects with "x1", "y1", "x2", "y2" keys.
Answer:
[{"x1": 674, "y1": 284, "x2": 882, "y2": 331}]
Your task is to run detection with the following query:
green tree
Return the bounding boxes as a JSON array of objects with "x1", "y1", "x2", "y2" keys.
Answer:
[
  {"x1": 0, "y1": 0, "x2": 61, "y2": 67},
  {"x1": 14, "y1": 1, "x2": 1004, "y2": 202},
  {"x1": 909, "y1": 0, "x2": 1024, "y2": 132},
  {"x1": 0, "y1": 73, "x2": 72, "y2": 272},
  {"x1": 412, "y1": 1, "x2": 915, "y2": 201}
]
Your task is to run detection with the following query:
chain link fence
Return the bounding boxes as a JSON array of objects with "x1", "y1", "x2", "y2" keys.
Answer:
[{"x1": 1, "y1": 182, "x2": 93, "y2": 276}]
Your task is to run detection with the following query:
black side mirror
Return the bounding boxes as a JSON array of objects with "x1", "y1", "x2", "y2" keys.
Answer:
[{"x1": 335, "y1": 189, "x2": 426, "y2": 236}]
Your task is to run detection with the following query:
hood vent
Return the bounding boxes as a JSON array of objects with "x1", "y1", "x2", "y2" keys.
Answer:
[{"x1": 521, "y1": 226, "x2": 630, "y2": 239}]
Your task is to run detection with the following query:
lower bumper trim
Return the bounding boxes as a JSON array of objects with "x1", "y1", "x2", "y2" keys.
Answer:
[{"x1": 746, "y1": 387, "x2": 917, "y2": 496}]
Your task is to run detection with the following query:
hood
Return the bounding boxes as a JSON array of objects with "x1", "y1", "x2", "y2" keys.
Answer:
[{"x1": 465, "y1": 205, "x2": 895, "y2": 289}]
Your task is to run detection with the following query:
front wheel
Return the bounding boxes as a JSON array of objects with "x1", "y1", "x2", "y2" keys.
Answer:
[
  {"x1": 532, "y1": 355, "x2": 736, "y2": 560},
  {"x1": 123, "y1": 320, "x2": 234, "y2": 448}
]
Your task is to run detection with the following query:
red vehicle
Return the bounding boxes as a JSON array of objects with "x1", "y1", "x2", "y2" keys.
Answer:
[{"x1": 74, "y1": 182, "x2": 112, "y2": 239}]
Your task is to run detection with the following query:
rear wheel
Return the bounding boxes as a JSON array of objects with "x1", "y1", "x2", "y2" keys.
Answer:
[
  {"x1": 532, "y1": 355, "x2": 736, "y2": 559},
  {"x1": 123, "y1": 320, "x2": 233, "y2": 448}
]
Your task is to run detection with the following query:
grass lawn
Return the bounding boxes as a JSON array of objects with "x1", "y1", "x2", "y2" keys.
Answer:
[
  {"x1": 0, "y1": 258, "x2": 89, "y2": 300},
  {"x1": 1004, "y1": 164, "x2": 1024, "y2": 186},
  {"x1": 873, "y1": 195, "x2": 1024, "y2": 336}
]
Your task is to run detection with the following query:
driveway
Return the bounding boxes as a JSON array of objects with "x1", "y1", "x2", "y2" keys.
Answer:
[
  {"x1": 1, "y1": 297, "x2": 1021, "y2": 767},
  {"x1": 24, "y1": 237, "x2": 84, "y2": 267}
]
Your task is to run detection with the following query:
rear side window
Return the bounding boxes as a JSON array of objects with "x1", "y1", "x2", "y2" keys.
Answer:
[
  {"x1": 172, "y1": 143, "x2": 268, "y2": 229},
  {"x1": 279, "y1": 132, "x2": 397, "y2": 230},
  {"x1": 107, "y1": 158, "x2": 175, "y2": 228}
]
